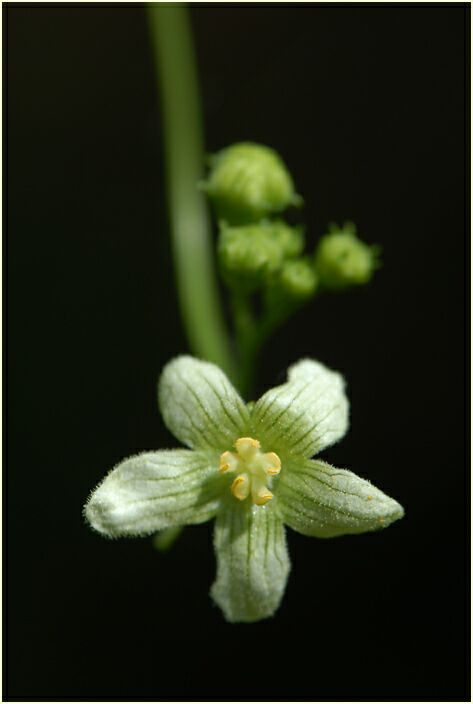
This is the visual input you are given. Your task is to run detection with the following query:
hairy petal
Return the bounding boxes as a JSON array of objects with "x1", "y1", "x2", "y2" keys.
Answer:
[
  {"x1": 252, "y1": 359, "x2": 349, "y2": 458},
  {"x1": 278, "y1": 458, "x2": 404, "y2": 538},
  {"x1": 158, "y1": 356, "x2": 250, "y2": 451},
  {"x1": 211, "y1": 500, "x2": 290, "y2": 623},
  {"x1": 85, "y1": 450, "x2": 223, "y2": 537}
]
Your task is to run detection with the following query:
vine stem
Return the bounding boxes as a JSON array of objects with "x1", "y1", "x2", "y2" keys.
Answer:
[{"x1": 147, "y1": 4, "x2": 236, "y2": 382}]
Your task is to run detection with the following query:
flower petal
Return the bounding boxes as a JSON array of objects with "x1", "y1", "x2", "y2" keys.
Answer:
[
  {"x1": 158, "y1": 356, "x2": 250, "y2": 450},
  {"x1": 85, "y1": 450, "x2": 222, "y2": 537},
  {"x1": 252, "y1": 359, "x2": 349, "y2": 458},
  {"x1": 210, "y1": 500, "x2": 290, "y2": 622},
  {"x1": 278, "y1": 458, "x2": 404, "y2": 538}
]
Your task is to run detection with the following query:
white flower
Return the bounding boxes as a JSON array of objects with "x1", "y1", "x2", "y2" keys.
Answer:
[{"x1": 85, "y1": 356, "x2": 404, "y2": 623}]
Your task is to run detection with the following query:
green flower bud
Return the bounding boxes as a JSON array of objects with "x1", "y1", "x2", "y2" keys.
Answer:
[
  {"x1": 278, "y1": 258, "x2": 318, "y2": 300},
  {"x1": 218, "y1": 220, "x2": 302, "y2": 291},
  {"x1": 269, "y1": 219, "x2": 305, "y2": 258},
  {"x1": 203, "y1": 142, "x2": 302, "y2": 224},
  {"x1": 314, "y1": 222, "x2": 380, "y2": 290}
]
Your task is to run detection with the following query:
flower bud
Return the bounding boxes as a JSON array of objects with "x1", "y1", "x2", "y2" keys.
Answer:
[
  {"x1": 218, "y1": 220, "x2": 303, "y2": 291},
  {"x1": 203, "y1": 142, "x2": 302, "y2": 224},
  {"x1": 314, "y1": 222, "x2": 380, "y2": 290},
  {"x1": 278, "y1": 258, "x2": 318, "y2": 300},
  {"x1": 269, "y1": 219, "x2": 305, "y2": 258}
]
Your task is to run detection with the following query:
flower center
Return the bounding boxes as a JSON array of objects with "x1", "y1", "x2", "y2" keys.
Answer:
[{"x1": 219, "y1": 437, "x2": 281, "y2": 506}]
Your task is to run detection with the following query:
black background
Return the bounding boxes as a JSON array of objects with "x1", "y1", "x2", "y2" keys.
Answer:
[{"x1": 6, "y1": 3, "x2": 469, "y2": 701}]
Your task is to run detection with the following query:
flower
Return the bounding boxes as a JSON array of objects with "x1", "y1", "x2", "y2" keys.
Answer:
[{"x1": 85, "y1": 356, "x2": 404, "y2": 623}]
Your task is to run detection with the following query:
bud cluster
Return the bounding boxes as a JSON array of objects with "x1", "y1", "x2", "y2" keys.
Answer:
[
  {"x1": 203, "y1": 142, "x2": 318, "y2": 302},
  {"x1": 203, "y1": 141, "x2": 380, "y2": 317}
]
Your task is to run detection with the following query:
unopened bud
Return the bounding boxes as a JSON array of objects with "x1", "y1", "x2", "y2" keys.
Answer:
[
  {"x1": 203, "y1": 142, "x2": 302, "y2": 224},
  {"x1": 218, "y1": 221, "x2": 289, "y2": 290},
  {"x1": 269, "y1": 220, "x2": 305, "y2": 258},
  {"x1": 314, "y1": 222, "x2": 380, "y2": 290},
  {"x1": 278, "y1": 258, "x2": 318, "y2": 300}
]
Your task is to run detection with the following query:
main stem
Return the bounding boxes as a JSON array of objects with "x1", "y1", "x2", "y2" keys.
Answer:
[{"x1": 147, "y1": 4, "x2": 235, "y2": 381}]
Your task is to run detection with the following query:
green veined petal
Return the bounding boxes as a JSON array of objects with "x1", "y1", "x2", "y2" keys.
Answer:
[
  {"x1": 85, "y1": 449, "x2": 222, "y2": 537},
  {"x1": 252, "y1": 358, "x2": 349, "y2": 458},
  {"x1": 210, "y1": 500, "x2": 290, "y2": 623},
  {"x1": 158, "y1": 356, "x2": 250, "y2": 451},
  {"x1": 278, "y1": 458, "x2": 404, "y2": 538}
]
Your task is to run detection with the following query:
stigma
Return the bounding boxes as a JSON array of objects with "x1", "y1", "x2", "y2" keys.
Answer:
[{"x1": 219, "y1": 437, "x2": 281, "y2": 506}]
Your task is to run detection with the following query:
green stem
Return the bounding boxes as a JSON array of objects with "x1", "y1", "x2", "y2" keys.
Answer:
[
  {"x1": 232, "y1": 292, "x2": 306, "y2": 398},
  {"x1": 231, "y1": 294, "x2": 288, "y2": 397},
  {"x1": 147, "y1": 4, "x2": 236, "y2": 380},
  {"x1": 231, "y1": 293, "x2": 257, "y2": 396},
  {"x1": 153, "y1": 525, "x2": 184, "y2": 552}
]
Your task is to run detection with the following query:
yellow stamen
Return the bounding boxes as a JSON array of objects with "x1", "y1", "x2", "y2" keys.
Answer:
[
  {"x1": 263, "y1": 451, "x2": 281, "y2": 476},
  {"x1": 231, "y1": 474, "x2": 250, "y2": 501},
  {"x1": 254, "y1": 490, "x2": 273, "y2": 506},
  {"x1": 219, "y1": 451, "x2": 233, "y2": 473},
  {"x1": 235, "y1": 437, "x2": 260, "y2": 450}
]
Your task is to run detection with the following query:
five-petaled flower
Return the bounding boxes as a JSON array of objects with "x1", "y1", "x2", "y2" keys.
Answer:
[{"x1": 85, "y1": 356, "x2": 404, "y2": 623}]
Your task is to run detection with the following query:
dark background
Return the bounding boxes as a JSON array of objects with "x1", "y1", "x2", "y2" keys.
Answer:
[{"x1": 6, "y1": 3, "x2": 468, "y2": 701}]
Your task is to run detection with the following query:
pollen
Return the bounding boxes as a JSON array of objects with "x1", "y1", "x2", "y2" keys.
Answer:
[{"x1": 219, "y1": 436, "x2": 281, "y2": 506}]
